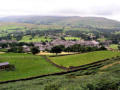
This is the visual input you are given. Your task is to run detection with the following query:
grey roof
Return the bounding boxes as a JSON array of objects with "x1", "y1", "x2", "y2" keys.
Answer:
[{"x1": 0, "y1": 62, "x2": 9, "y2": 66}]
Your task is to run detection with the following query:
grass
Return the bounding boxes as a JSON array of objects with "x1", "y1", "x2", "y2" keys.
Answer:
[
  {"x1": 20, "y1": 35, "x2": 52, "y2": 42},
  {"x1": 109, "y1": 44, "x2": 118, "y2": 49},
  {"x1": 49, "y1": 51, "x2": 120, "y2": 67},
  {"x1": 0, "y1": 56, "x2": 119, "y2": 90},
  {"x1": 65, "y1": 37, "x2": 81, "y2": 40},
  {"x1": 97, "y1": 38, "x2": 106, "y2": 42},
  {"x1": 0, "y1": 53, "x2": 62, "y2": 82}
]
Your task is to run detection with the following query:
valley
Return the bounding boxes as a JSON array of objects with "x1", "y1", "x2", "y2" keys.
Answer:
[{"x1": 0, "y1": 16, "x2": 120, "y2": 90}]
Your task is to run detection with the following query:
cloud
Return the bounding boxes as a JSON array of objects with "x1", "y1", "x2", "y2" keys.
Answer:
[{"x1": 0, "y1": 0, "x2": 120, "y2": 21}]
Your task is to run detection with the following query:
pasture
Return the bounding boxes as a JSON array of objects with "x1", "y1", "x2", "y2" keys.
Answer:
[
  {"x1": 109, "y1": 44, "x2": 118, "y2": 50},
  {"x1": 97, "y1": 38, "x2": 106, "y2": 42},
  {"x1": 20, "y1": 36, "x2": 52, "y2": 42},
  {"x1": 0, "y1": 53, "x2": 62, "y2": 81},
  {"x1": 0, "y1": 56, "x2": 120, "y2": 90},
  {"x1": 49, "y1": 51, "x2": 120, "y2": 67},
  {"x1": 65, "y1": 37, "x2": 81, "y2": 40}
]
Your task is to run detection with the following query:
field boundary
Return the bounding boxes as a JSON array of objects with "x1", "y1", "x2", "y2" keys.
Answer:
[
  {"x1": 0, "y1": 56, "x2": 120, "y2": 84},
  {"x1": 42, "y1": 56, "x2": 68, "y2": 70},
  {"x1": 46, "y1": 55, "x2": 120, "y2": 70}
]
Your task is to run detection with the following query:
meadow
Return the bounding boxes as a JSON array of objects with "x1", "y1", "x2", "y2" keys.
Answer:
[
  {"x1": 65, "y1": 37, "x2": 81, "y2": 40},
  {"x1": 97, "y1": 38, "x2": 106, "y2": 42},
  {"x1": 50, "y1": 51, "x2": 120, "y2": 67},
  {"x1": 20, "y1": 35, "x2": 52, "y2": 42},
  {"x1": 0, "y1": 53, "x2": 62, "y2": 81},
  {"x1": 0, "y1": 55, "x2": 120, "y2": 90},
  {"x1": 109, "y1": 44, "x2": 118, "y2": 49}
]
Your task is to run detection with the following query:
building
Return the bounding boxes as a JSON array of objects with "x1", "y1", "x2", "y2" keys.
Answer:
[
  {"x1": 0, "y1": 62, "x2": 9, "y2": 70},
  {"x1": 22, "y1": 45, "x2": 31, "y2": 52},
  {"x1": 33, "y1": 39, "x2": 100, "y2": 51}
]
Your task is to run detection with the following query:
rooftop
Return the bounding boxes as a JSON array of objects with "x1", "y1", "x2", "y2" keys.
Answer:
[{"x1": 0, "y1": 62, "x2": 9, "y2": 67}]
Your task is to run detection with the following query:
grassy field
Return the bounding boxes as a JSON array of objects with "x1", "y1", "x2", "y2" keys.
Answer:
[
  {"x1": 97, "y1": 38, "x2": 106, "y2": 42},
  {"x1": 20, "y1": 35, "x2": 52, "y2": 42},
  {"x1": 0, "y1": 25, "x2": 26, "y2": 31},
  {"x1": 65, "y1": 37, "x2": 81, "y2": 40},
  {"x1": 0, "y1": 53, "x2": 62, "y2": 82},
  {"x1": 0, "y1": 55, "x2": 119, "y2": 90},
  {"x1": 109, "y1": 44, "x2": 118, "y2": 49},
  {"x1": 49, "y1": 51, "x2": 120, "y2": 67}
]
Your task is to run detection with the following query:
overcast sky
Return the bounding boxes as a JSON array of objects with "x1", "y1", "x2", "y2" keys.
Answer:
[{"x1": 0, "y1": 0, "x2": 120, "y2": 21}]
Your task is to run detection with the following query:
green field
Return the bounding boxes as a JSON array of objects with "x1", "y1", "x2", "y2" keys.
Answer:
[
  {"x1": 50, "y1": 51, "x2": 120, "y2": 67},
  {"x1": 0, "y1": 55, "x2": 120, "y2": 90},
  {"x1": 109, "y1": 44, "x2": 118, "y2": 49},
  {"x1": 20, "y1": 36, "x2": 52, "y2": 42},
  {"x1": 97, "y1": 38, "x2": 106, "y2": 42},
  {"x1": 0, "y1": 25, "x2": 25, "y2": 31},
  {"x1": 0, "y1": 53, "x2": 62, "y2": 81},
  {"x1": 65, "y1": 37, "x2": 81, "y2": 40}
]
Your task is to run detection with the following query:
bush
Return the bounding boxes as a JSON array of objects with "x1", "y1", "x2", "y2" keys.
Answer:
[
  {"x1": 5, "y1": 65, "x2": 15, "y2": 71},
  {"x1": 50, "y1": 45, "x2": 64, "y2": 55},
  {"x1": 31, "y1": 47, "x2": 40, "y2": 54}
]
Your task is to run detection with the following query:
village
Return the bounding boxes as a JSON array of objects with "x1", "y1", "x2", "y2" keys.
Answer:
[
  {"x1": 0, "y1": 38, "x2": 112, "y2": 71},
  {"x1": 0, "y1": 38, "x2": 112, "y2": 53}
]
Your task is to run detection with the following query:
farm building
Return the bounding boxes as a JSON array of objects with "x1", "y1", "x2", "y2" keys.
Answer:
[{"x1": 0, "y1": 62, "x2": 9, "y2": 70}]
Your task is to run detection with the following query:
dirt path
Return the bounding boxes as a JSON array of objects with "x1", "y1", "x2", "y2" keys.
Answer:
[
  {"x1": 0, "y1": 52, "x2": 5, "y2": 54},
  {"x1": 100, "y1": 61, "x2": 120, "y2": 70}
]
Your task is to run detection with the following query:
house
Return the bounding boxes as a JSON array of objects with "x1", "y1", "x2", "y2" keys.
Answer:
[
  {"x1": 101, "y1": 40, "x2": 112, "y2": 47},
  {"x1": 33, "y1": 39, "x2": 100, "y2": 51},
  {"x1": 0, "y1": 40, "x2": 17, "y2": 43},
  {"x1": 0, "y1": 62, "x2": 9, "y2": 70},
  {"x1": 22, "y1": 45, "x2": 31, "y2": 52}
]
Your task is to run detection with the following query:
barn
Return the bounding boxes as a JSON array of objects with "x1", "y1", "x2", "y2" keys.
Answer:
[{"x1": 0, "y1": 62, "x2": 9, "y2": 70}]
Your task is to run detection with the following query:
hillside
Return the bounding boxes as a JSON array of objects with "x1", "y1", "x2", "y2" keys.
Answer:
[
  {"x1": 0, "y1": 16, "x2": 120, "y2": 29},
  {"x1": 0, "y1": 16, "x2": 120, "y2": 43},
  {"x1": 0, "y1": 53, "x2": 120, "y2": 90}
]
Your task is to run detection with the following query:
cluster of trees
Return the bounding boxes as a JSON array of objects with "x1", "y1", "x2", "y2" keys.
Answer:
[
  {"x1": 0, "y1": 42, "x2": 38, "y2": 54},
  {"x1": 1, "y1": 26, "x2": 120, "y2": 44},
  {"x1": 50, "y1": 44, "x2": 107, "y2": 55},
  {"x1": 0, "y1": 41, "x2": 107, "y2": 55},
  {"x1": 8, "y1": 46, "x2": 24, "y2": 53},
  {"x1": 0, "y1": 42, "x2": 34, "y2": 48},
  {"x1": 31, "y1": 47, "x2": 40, "y2": 54},
  {"x1": 0, "y1": 29, "x2": 63, "y2": 41},
  {"x1": 0, "y1": 42, "x2": 40, "y2": 54},
  {"x1": 8, "y1": 46, "x2": 40, "y2": 54}
]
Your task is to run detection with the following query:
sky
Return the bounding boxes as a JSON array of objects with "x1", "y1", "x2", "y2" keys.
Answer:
[{"x1": 0, "y1": 0, "x2": 120, "y2": 21}]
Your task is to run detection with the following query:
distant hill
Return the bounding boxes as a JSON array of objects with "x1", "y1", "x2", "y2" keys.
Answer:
[{"x1": 0, "y1": 16, "x2": 120, "y2": 29}]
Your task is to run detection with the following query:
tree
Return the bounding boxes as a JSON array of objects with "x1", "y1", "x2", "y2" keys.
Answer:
[
  {"x1": 99, "y1": 46, "x2": 107, "y2": 50},
  {"x1": 118, "y1": 45, "x2": 120, "y2": 50},
  {"x1": 50, "y1": 46, "x2": 63, "y2": 55},
  {"x1": 31, "y1": 47, "x2": 40, "y2": 55},
  {"x1": 0, "y1": 43, "x2": 8, "y2": 48},
  {"x1": 8, "y1": 46, "x2": 24, "y2": 53},
  {"x1": 61, "y1": 37, "x2": 65, "y2": 40}
]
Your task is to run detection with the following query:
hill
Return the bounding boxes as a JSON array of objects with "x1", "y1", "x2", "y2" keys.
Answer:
[
  {"x1": 0, "y1": 16, "x2": 120, "y2": 29},
  {"x1": 0, "y1": 16, "x2": 120, "y2": 43}
]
